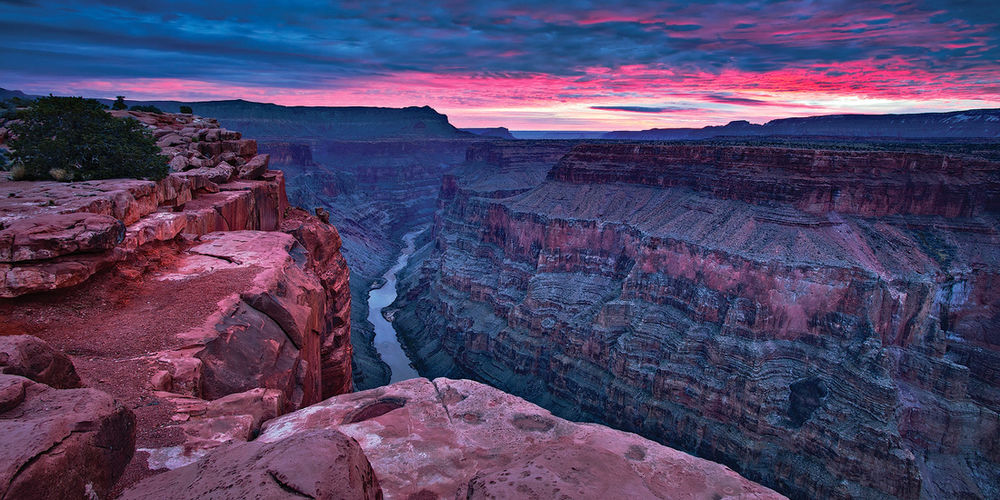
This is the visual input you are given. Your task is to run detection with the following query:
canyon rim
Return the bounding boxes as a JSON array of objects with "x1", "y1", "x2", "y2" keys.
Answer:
[{"x1": 2, "y1": 1, "x2": 1000, "y2": 499}]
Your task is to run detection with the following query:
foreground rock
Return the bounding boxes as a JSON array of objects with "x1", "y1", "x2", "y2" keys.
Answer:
[
  {"x1": 120, "y1": 428, "x2": 382, "y2": 500},
  {"x1": 0, "y1": 111, "x2": 354, "y2": 490},
  {"x1": 0, "y1": 374, "x2": 135, "y2": 499},
  {"x1": 396, "y1": 143, "x2": 1000, "y2": 499},
  {"x1": 0, "y1": 334, "x2": 81, "y2": 388},
  {"x1": 259, "y1": 377, "x2": 781, "y2": 499}
]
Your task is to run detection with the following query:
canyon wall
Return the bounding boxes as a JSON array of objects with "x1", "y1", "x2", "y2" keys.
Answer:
[
  {"x1": 395, "y1": 142, "x2": 1000, "y2": 499},
  {"x1": 263, "y1": 138, "x2": 478, "y2": 388}
]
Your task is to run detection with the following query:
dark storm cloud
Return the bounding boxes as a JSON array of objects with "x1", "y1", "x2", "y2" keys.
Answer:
[{"x1": 1, "y1": 0, "x2": 998, "y2": 98}]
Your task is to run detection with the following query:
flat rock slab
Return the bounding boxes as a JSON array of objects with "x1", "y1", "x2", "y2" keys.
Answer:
[
  {"x1": 0, "y1": 212, "x2": 124, "y2": 263},
  {"x1": 120, "y1": 428, "x2": 382, "y2": 500},
  {"x1": 260, "y1": 377, "x2": 783, "y2": 500},
  {"x1": 0, "y1": 374, "x2": 135, "y2": 500}
]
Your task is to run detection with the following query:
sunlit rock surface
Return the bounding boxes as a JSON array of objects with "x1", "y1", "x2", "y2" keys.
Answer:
[{"x1": 260, "y1": 377, "x2": 782, "y2": 500}]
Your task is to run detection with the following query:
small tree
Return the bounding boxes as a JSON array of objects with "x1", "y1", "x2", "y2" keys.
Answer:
[
  {"x1": 112, "y1": 96, "x2": 127, "y2": 110},
  {"x1": 129, "y1": 104, "x2": 163, "y2": 114},
  {"x1": 179, "y1": 105, "x2": 193, "y2": 114},
  {"x1": 8, "y1": 96, "x2": 168, "y2": 181}
]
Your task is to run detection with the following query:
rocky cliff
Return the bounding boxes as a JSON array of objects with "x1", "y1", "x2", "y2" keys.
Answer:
[
  {"x1": 0, "y1": 110, "x2": 355, "y2": 492},
  {"x1": 264, "y1": 138, "x2": 479, "y2": 389},
  {"x1": 395, "y1": 142, "x2": 1000, "y2": 499}
]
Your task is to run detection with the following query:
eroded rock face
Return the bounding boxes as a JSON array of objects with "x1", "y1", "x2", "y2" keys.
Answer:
[
  {"x1": 158, "y1": 230, "x2": 327, "y2": 410},
  {"x1": 120, "y1": 428, "x2": 382, "y2": 500},
  {"x1": 0, "y1": 112, "x2": 355, "y2": 489},
  {"x1": 0, "y1": 374, "x2": 135, "y2": 500},
  {"x1": 282, "y1": 208, "x2": 353, "y2": 397},
  {"x1": 0, "y1": 212, "x2": 125, "y2": 263},
  {"x1": 395, "y1": 144, "x2": 1000, "y2": 499},
  {"x1": 259, "y1": 377, "x2": 781, "y2": 500},
  {"x1": 0, "y1": 335, "x2": 81, "y2": 388}
]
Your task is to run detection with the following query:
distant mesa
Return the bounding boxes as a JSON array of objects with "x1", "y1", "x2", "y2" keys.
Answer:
[
  {"x1": 603, "y1": 109, "x2": 1000, "y2": 139},
  {"x1": 461, "y1": 127, "x2": 515, "y2": 139}
]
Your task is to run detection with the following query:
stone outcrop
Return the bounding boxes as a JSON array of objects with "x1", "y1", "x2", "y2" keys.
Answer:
[
  {"x1": 0, "y1": 111, "x2": 355, "y2": 490},
  {"x1": 120, "y1": 428, "x2": 382, "y2": 500},
  {"x1": 282, "y1": 209, "x2": 353, "y2": 398},
  {"x1": 395, "y1": 143, "x2": 1000, "y2": 499},
  {"x1": 0, "y1": 374, "x2": 135, "y2": 500},
  {"x1": 259, "y1": 377, "x2": 781, "y2": 499},
  {"x1": 0, "y1": 335, "x2": 81, "y2": 388}
]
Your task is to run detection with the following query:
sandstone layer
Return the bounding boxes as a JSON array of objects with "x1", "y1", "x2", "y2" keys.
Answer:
[
  {"x1": 395, "y1": 143, "x2": 1000, "y2": 499},
  {"x1": 0, "y1": 111, "x2": 354, "y2": 490},
  {"x1": 258, "y1": 377, "x2": 782, "y2": 500}
]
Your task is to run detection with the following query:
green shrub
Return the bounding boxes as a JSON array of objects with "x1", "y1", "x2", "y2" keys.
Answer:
[
  {"x1": 179, "y1": 105, "x2": 193, "y2": 114},
  {"x1": 129, "y1": 104, "x2": 163, "y2": 114},
  {"x1": 112, "y1": 96, "x2": 127, "y2": 110},
  {"x1": 8, "y1": 95, "x2": 168, "y2": 181}
]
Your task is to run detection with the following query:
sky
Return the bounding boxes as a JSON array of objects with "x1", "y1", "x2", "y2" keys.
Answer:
[{"x1": 2, "y1": 0, "x2": 999, "y2": 130}]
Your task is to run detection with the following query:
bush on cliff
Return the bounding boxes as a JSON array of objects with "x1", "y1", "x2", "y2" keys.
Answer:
[
  {"x1": 179, "y1": 105, "x2": 193, "y2": 114},
  {"x1": 112, "y1": 96, "x2": 127, "y2": 110},
  {"x1": 129, "y1": 104, "x2": 163, "y2": 114},
  {"x1": 8, "y1": 96, "x2": 168, "y2": 181}
]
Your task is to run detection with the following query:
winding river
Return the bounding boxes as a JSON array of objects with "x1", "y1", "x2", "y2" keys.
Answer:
[{"x1": 366, "y1": 228, "x2": 422, "y2": 383}]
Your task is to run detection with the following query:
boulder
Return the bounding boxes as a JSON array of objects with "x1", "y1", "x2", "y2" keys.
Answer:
[
  {"x1": 168, "y1": 154, "x2": 189, "y2": 171},
  {"x1": 0, "y1": 374, "x2": 135, "y2": 500},
  {"x1": 120, "y1": 428, "x2": 382, "y2": 500},
  {"x1": 156, "y1": 133, "x2": 186, "y2": 148},
  {"x1": 238, "y1": 154, "x2": 269, "y2": 180},
  {"x1": 0, "y1": 335, "x2": 81, "y2": 388}
]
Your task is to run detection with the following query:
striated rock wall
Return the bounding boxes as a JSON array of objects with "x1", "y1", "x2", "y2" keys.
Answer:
[
  {"x1": 395, "y1": 143, "x2": 1000, "y2": 499},
  {"x1": 548, "y1": 144, "x2": 1000, "y2": 217}
]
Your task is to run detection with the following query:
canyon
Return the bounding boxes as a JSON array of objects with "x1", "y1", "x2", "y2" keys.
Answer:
[
  {"x1": 0, "y1": 108, "x2": 781, "y2": 499},
  {"x1": 394, "y1": 142, "x2": 1000, "y2": 499}
]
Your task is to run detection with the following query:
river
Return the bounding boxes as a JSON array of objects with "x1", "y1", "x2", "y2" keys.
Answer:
[{"x1": 366, "y1": 228, "x2": 422, "y2": 383}]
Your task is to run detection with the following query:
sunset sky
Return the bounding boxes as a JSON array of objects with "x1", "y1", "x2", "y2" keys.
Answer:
[{"x1": 2, "y1": 0, "x2": 999, "y2": 130}]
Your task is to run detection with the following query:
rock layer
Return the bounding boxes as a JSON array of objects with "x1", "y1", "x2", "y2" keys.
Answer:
[
  {"x1": 259, "y1": 377, "x2": 781, "y2": 500},
  {"x1": 395, "y1": 143, "x2": 1000, "y2": 499},
  {"x1": 0, "y1": 111, "x2": 354, "y2": 490}
]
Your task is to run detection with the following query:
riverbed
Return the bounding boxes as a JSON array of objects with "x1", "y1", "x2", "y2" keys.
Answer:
[{"x1": 366, "y1": 228, "x2": 423, "y2": 383}]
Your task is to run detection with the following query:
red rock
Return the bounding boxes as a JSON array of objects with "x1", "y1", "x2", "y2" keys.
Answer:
[
  {"x1": 0, "y1": 374, "x2": 135, "y2": 500},
  {"x1": 259, "y1": 377, "x2": 780, "y2": 499},
  {"x1": 120, "y1": 428, "x2": 382, "y2": 500},
  {"x1": 282, "y1": 208, "x2": 353, "y2": 398},
  {"x1": 238, "y1": 154, "x2": 269, "y2": 180},
  {"x1": 0, "y1": 335, "x2": 81, "y2": 388},
  {"x1": 168, "y1": 154, "x2": 189, "y2": 171},
  {"x1": 0, "y1": 212, "x2": 125, "y2": 263},
  {"x1": 156, "y1": 231, "x2": 327, "y2": 409}
]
